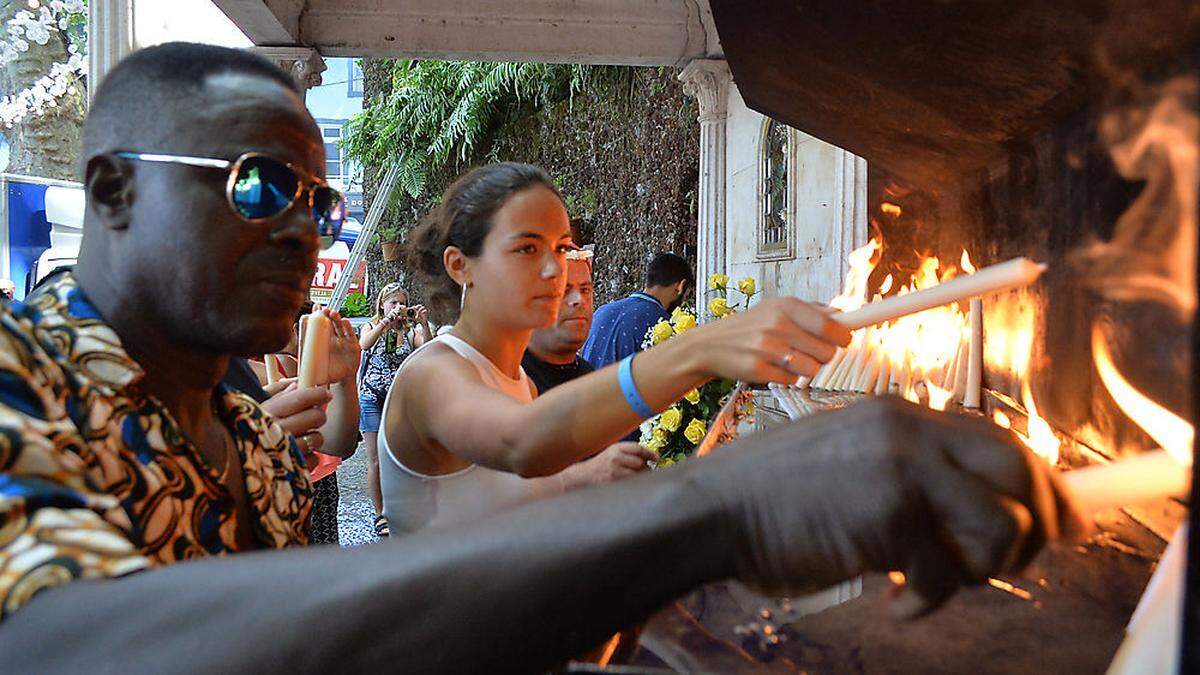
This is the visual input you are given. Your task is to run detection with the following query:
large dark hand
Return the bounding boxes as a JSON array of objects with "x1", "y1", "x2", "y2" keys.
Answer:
[{"x1": 685, "y1": 397, "x2": 1085, "y2": 617}]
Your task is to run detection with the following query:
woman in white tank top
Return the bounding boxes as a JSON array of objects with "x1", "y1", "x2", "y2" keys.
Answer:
[{"x1": 379, "y1": 163, "x2": 850, "y2": 537}]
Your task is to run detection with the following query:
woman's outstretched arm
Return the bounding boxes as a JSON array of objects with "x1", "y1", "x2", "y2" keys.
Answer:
[{"x1": 401, "y1": 297, "x2": 850, "y2": 476}]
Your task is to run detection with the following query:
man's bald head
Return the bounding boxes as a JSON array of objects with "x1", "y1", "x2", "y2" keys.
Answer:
[{"x1": 82, "y1": 42, "x2": 301, "y2": 168}]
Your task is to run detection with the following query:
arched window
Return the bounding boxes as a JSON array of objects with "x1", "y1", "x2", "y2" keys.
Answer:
[{"x1": 759, "y1": 119, "x2": 791, "y2": 258}]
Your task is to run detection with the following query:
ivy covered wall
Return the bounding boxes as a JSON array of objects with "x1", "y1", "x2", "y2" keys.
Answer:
[{"x1": 360, "y1": 61, "x2": 700, "y2": 320}]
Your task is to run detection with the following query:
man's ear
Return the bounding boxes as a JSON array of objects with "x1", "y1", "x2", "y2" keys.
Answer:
[
  {"x1": 85, "y1": 154, "x2": 134, "y2": 230},
  {"x1": 443, "y1": 245, "x2": 470, "y2": 288},
  {"x1": 675, "y1": 279, "x2": 688, "y2": 298}
]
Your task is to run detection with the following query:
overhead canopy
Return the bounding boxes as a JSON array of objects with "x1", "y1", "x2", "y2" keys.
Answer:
[
  {"x1": 708, "y1": 0, "x2": 1200, "y2": 188},
  {"x1": 214, "y1": 0, "x2": 722, "y2": 66}
]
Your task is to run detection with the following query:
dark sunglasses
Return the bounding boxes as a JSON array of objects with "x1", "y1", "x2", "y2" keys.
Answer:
[{"x1": 114, "y1": 151, "x2": 346, "y2": 246}]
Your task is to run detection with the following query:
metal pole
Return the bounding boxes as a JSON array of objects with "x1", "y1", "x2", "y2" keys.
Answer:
[{"x1": 327, "y1": 163, "x2": 399, "y2": 311}]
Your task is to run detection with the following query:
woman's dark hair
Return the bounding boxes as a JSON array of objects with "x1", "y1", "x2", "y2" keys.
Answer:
[{"x1": 405, "y1": 162, "x2": 564, "y2": 319}]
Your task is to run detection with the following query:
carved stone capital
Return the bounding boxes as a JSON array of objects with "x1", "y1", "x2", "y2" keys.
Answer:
[
  {"x1": 678, "y1": 59, "x2": 731, "y2": 123},
  {"x1": 254, "y1": 47, "x2": 327, "y2": 91}
]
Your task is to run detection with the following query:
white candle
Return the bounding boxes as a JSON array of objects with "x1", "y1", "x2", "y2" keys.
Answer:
[
  {"x1": 943, "y1": 339, "x2": 962, "y2": 394},
  {"x1": 857, "y1": 346, "x2": 881, "y2": 392},
  {"x1": 964, "y1": 299, "x2": 983, "y2": 409},
  {"x1": 1105, "y1": 526, "x2": 1187, "y2": 675},
  {"x1": 1062, "y1": 450, "x2": 1191, "y2": 515},
  {"x1": 952, "y1": 340, "x2": 970, "y2": 402},
  {"x1": 769, "y1": 383, "x2": 801, "y2": 420},
  {"x1": 811, "y1": 348, "x2": 844, "y2": 390},
  {"x1": 827, "y1": 347, "x2": 855, "y2": 390},
  {"x1": 832, "y1": 346, "x2": 862, "y2": 391},
  {"x1": 833, "y1": 258, "x2": 1045, "y2": 330},
  {"x1": 298, "y1": 310, "x2": 332, "y2": 389},
  {"x1": 874, "y1": 354, "x2": 891, "y2": 396}
]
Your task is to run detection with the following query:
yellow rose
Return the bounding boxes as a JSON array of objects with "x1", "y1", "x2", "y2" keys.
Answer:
[
  {"x1": 683, "y1": 418, "x2": 708, "y2": 445},
  {"x1": 684, "y1": 388, "x2": 700, "y2": 404},
  {"x1": 672, "y1": 312, "x2": 697, "y2": 334},
  {"x1": 656, "y1": 457, "x2": 676, "y2": 468},
  {"x1": 650, "y1": 320, "x2": 674, "y2": 345},
  {"x1": 658, "y1": 406, "x2": 683, "y2": 432},
  {"x1": 671, "y1": 305, "x2": 689, "y2": 321},
  {"x1": 707, "y1": 273, "x2": 729, "y2": 290},
  {"x1": 708, "y1": 297, "x2": 730, "y2": 318},
  {"x1": 737, "y1": 277, "x2": 757, "y2": 296},
  {"x1": 643, "y1": 430, "x2": 666, "y2": 452}
]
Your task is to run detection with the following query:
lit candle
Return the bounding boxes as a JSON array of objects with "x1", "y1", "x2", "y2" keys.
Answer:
[{"x1": 833, "y1": 258, "x2": 1045, "y2": 330}]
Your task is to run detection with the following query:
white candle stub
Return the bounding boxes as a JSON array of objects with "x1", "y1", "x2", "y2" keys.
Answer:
[
  {"x1": 1062, "y1": 449, "x2": 1191, "y2": 514},
  {"x1": 834, "y1": 258, "x2": 1045, "y2": 330}
]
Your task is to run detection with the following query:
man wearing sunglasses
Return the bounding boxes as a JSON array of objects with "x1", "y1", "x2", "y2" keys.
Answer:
[{"x1": 0, "y1": 42, "x2": 1078, "y2": 672}]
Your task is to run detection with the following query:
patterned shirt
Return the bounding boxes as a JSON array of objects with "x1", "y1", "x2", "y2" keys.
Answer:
[
  {"x1": 357, "y1": 325, "x2": 414, "y2": 402},
  {"x1": 0, "y1": 272, "x2": 312, "y2": 622},
  {"x1": 580, "y1": 292, "x2": 669, "y2": 369}
]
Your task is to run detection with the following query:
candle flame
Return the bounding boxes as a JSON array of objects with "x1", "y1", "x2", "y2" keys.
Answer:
[
  {"x1": 961, "y1": 250, "x2": 977, "y2": 275},
  {"x1": 831, "y1": 238, "x2": 882, "y2": 311},
  {"x1": 993, "y1": 410, "x2": 1012, "y2": 429},
  {"x1": 926, "y1": 381, "x2": 953, "y2": 411},
  {"x1": 1091, "y1": 324, "x2": 1194, "y2": 465},
  {"x1": 879, "y1": 273, "x2": 894, "y2": 295},
  {"x1": 1020, "y1": 381, "x2": 1061, "y2": 466},
  {"x1": 881, "y1": 202, "x2": 903, "y2": 217}
]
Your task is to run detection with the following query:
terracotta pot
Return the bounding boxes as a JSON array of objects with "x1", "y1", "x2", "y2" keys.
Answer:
[{"x1": 381, "y1": 241, "x2": 401, "y2": 262}]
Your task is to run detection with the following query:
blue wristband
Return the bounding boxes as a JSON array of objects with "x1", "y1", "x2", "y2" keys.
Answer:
[{"x1": 618, "y1": 354, "x2": 655, "y2": 419}]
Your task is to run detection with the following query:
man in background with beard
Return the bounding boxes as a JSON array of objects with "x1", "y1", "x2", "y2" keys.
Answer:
[{"x1": 582, "y1": 252, "x2": 693, "y2": 369}]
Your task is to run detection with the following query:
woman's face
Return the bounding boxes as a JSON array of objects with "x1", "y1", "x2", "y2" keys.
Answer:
[
  {"x1": 466, "y1": 185, "x2": 572, "y2": 330},
  {"x1": 381, "y1": 291, "x2": 408, "y2": 318}
]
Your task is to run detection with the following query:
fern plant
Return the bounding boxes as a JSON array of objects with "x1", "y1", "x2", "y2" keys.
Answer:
[{"x1": 343, "y1": 60, "x2": 629, "y2": 201}]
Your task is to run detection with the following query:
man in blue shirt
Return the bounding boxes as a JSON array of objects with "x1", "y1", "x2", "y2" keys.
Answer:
[{"x1": 582, "y1": 252, "x2": 694, "y2": 369}]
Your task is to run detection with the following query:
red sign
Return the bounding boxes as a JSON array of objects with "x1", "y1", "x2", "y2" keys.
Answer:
[{"x1": 310, "y1": 258, "x2": 366, "y2": 303}]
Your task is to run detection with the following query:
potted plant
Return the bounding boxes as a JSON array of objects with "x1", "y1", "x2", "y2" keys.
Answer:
[{"x1": 378, "y1": 224, "x2": 402, "y2": 262}]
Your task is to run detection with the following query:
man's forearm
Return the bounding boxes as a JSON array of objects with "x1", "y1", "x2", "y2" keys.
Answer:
[{"x1": 0, "y1": 467, "x2": 734, "y2": 674}]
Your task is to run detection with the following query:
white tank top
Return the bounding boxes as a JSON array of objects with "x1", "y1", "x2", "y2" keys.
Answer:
[{"x1": 379, "y1": 333, "x2": 565, "y2": 536}]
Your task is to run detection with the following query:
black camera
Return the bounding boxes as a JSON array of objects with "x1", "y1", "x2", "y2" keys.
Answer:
[{"x1": 405, "y1": 307, "x2": 418, "y2": 319}]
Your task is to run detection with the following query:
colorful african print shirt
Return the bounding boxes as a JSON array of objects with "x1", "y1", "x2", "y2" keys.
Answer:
[{"x1": 0, "y1": 272, "x2": 312, "y2": 621}]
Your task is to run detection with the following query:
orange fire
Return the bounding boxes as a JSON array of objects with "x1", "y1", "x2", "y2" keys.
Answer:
[
  {"x1": 1091, "y1": 324, "x2": 1193, "y2": 465},
  {"x1": 817, "y1": 237, "x2": 974, "y2": 407}
]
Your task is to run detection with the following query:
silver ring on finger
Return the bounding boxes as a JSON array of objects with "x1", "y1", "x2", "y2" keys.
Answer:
[
  {"x1": 781, "y1": 351, "x2": 796, "y2": 370},
  {"x1": 297, "y1": 433, "x2": 311, "y2": 454}
]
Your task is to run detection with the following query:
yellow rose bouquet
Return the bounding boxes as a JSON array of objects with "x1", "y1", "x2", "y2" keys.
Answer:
[{"x1": 637, "y1": 279, "x2": 759, "y2": 465}]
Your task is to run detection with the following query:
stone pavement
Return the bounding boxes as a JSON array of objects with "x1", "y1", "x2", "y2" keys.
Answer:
[{"x1": 334, "y1": 440, "x2": 381, "y2": 547}]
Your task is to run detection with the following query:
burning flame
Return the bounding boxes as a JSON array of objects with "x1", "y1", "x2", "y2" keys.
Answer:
[
  {"x1": 821, "y1": 236, "x2": 975, "y2": 409},
  {"x1": 1091, "y1": 324, "x2": 1194, "y2": 465},
  {"x1": 830, "y1": 238, "x2": 882, "y2": 312},
  {"x1": 926, "y1": 381, "x2": 953, "y2": 411},
  {"x1": 1019, "y1": 381, "x2": 1061, "y2": 466},
  {"x1": 881, "y1": 202, "x2": 903, "y2": 217}
]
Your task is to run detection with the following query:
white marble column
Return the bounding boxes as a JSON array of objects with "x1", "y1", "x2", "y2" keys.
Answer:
[
  {"x1": 679, "y1": 59, "x2": 731, "y2": 313},
  {"x1": 87, "y1": 0, "x2": 134, "y2": 105},
  {"x1": 253, "y1": 47, "x2": 327, "y2": 101}
]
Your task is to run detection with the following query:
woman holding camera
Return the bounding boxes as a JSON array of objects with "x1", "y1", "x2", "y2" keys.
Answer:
[{"x1": 358, "y1": 283, "x2": 430, "y2": 537}]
